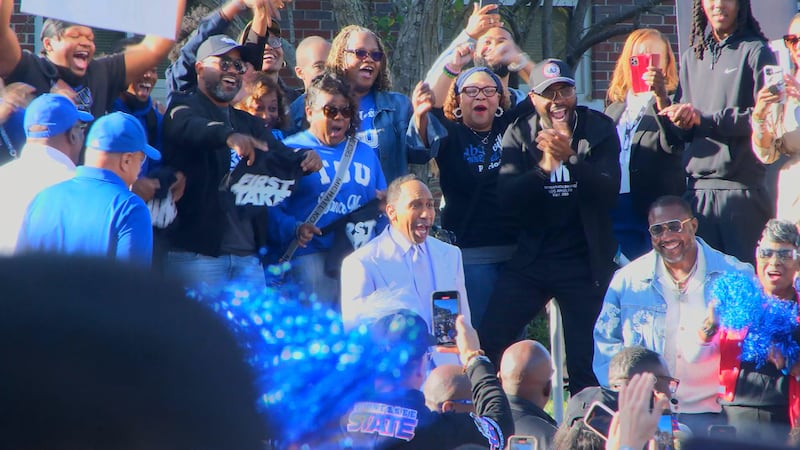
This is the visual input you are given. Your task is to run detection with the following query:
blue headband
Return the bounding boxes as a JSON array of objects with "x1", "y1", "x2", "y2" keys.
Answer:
[{"x1": 454, "y1": 66, "x2": 503, "y2": 95}]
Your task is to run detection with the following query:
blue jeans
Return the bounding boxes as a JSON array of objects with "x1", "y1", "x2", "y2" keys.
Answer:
[
  {"x1": 166, "y1": 251, "x2": 266, "y2": 293},
  {"x1": 463, "y1": 260, "x2": 505, "y2": 329},
  {"x1": 287, "y1": 252, "x2": 339, "y2": 309}
]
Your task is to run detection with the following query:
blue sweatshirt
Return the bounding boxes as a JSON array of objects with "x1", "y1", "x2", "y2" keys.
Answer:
[{"x1": 268, "y1": 131, "x2": 387, "y2": 258}]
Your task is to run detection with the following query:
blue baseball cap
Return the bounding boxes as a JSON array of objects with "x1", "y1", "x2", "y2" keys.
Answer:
[
  {"x1": 24, "y1": 93, "x2": 94, "y2": 138},
  {"x1": 85, "y1": 112, "x2": 161, "y2": 161}
]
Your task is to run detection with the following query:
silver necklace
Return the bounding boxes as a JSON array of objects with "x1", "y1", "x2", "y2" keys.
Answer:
[
  {"x1": 467, "y1": 126, "x2": 492, "y2": 145},
  {"x1": 668, "y1": 259, "x2": 698, "y2": 293}
]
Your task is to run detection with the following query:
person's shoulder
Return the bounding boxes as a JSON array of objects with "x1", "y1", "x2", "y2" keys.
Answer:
[
  {"x1": 699, "y1": 238, "x2": 753, "y2": 273},
  {"x1": 425, "y1": 235, "x2": 461, "y2": 255},
  {"x1": 580, "y1": 105, "x2": 615, "y2": 125},
  {"x1": 613, "y1": 251, "x2": 658, "y2": 282},
  {"x1": 346, "y1": 228, "x2": 389, "y2": 262}
]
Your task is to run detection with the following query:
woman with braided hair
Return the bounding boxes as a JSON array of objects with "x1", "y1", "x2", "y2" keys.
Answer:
[{"x1": 659, "y1": 0, "x2": 776, "y2": 267}]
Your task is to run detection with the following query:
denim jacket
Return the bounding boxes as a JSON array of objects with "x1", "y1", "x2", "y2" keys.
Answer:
[
  {"x1": 289, "y1": 89, "x2": 421, "y2": 182},
  {"x1": 593, "y1": 237, "x2": 753, "y2": 387}
]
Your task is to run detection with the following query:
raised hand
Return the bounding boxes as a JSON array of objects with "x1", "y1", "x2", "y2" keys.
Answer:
[
  {"x1": 465, "y1": 2, "x2": 502, "y2": 39},
  {"x1": 227, "y1": 132, "x2": 269, "y2": 166}
]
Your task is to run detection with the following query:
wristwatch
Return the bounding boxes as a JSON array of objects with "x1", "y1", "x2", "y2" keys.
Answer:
[{"x1": 507, "y1": 53, "x2": 530, "y2": 73}]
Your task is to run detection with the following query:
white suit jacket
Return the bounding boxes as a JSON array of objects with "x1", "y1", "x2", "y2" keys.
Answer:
[{"x1": 340, "y1": 227, "x2": 471, "y2": 332}]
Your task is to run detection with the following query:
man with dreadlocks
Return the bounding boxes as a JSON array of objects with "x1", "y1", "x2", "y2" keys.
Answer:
[{"x1": 660, "y1": 0, "x2": 775, "y2": 267}]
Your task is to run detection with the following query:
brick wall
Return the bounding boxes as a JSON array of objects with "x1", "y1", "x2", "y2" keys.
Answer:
[
  {"x1": 9, "y1": 0, "x2": 679, "y2": 100},
  {"x1": 10, "y1": 0, "x2": 36, "y2": 53},
  {"x1": 591, "y1": 0, "x2": 679, "y2": 101}
]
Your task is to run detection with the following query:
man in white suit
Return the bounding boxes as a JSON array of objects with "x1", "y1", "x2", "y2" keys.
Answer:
[{"x1": 341, "y1": 174, "x2": 471, "y2": 333}]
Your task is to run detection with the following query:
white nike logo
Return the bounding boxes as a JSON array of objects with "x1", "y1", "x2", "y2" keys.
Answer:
[{"x1": 724, "y1": 67, "x2": 737, "y2": 74}]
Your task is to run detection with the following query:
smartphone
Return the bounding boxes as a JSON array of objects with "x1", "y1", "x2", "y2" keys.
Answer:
[
  {"x1": 583, "y1": 401, "x2": 615, "y2": 441},
  {"x1": 432, "y1": 291, "x2": 460, "y2": 347},
  {"x1": 479, "y1": 0, "x2": 501, "y2": 8},
  {"x1": 763, "y1": 65, "x2": 785, "y2": 98},
  {"x1": 630, "y1": 53, "x2": 661, "y2": 94},
  {"x1": 707, "y1": 424, "x2": 736, "y2": 439},
  {"x1": 653, "y1": 414, "x2": 675, "y2": 450},
  {"x1": 508, "y1": 435, "x2": 539, "y2": 450}
]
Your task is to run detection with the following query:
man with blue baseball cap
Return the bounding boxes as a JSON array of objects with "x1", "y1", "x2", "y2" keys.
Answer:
[
  {"x1": 16, "y1": 112, "x2": 159, "y2": 266},
  {"x1": 0, "y1": 93, "x2": 92, "y2": 254}
]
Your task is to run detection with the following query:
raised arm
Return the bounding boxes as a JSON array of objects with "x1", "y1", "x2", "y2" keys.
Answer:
[
  {"x1": 123, "y1": 0, "x2": 187, "y2": 85},
  {"x1": 0, "y1": 0, "x2": 22, "y2": 78}
]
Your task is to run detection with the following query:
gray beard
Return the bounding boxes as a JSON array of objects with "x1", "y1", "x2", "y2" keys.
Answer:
[{"x1": 205, "y1": 78, "x2": 240, "y2": 104}]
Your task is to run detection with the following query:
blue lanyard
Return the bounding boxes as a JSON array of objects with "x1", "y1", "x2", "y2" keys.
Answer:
[{"x1": 0, "y1": 124, "x2": 16, "y2": 159}]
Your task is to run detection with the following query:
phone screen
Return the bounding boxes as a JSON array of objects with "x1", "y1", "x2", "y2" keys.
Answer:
[
  {"x1": 653, "y1": 415, "x2": 675, "y2": 450},
  {"x1": 432, "y1": 291, "x2": 459, "y2": 347},
  {"x1": 479, "y1": 0, "x2": 501, "y2": 7},
  {"x1": 583, "y1": 402, "x2": 615, "y2": 440},
  {"x1": 508, "y1": 435, "x2": 538, "y2": 450}
]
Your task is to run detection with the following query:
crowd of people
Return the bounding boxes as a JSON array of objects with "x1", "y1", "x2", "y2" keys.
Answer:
[{"x1": 2, "y1": 0, "x2": 800, "y2": 448}]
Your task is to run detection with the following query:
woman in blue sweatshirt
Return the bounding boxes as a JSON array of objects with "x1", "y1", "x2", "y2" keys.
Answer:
[{"x1": 269, "y1": 73, "x2": 387, "y2": 306}]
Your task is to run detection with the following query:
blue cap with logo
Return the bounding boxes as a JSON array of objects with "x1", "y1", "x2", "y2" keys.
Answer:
[
  {"x1": 85, "y1": 112, "x2": 161, "y2": 161},
  {"x1": 24, "y1": 93, "x2": 94, "y2": 138}
]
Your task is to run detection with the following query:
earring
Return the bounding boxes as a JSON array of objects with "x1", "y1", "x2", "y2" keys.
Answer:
[
  {"x1": 454, "y1": 107, "x2": 462, "y2": 119},
  {"x1": 495, "y1": 106, "x2": 504, "y2": 117}
]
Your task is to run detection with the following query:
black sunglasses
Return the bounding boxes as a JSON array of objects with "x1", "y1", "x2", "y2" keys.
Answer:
[
  {"x1": 320, "y1": 104, "x2": 353, "y2": 119},
  {"x1": 784, "y1": 34, "x2": 800, "y2": 48},
  {"x1": 756, "y1": 247, "x2": 798, "y2": 261},
  {"x1": 215, "y1": 57, "x2": 247, "y2": 74},
  {"x1": 345, "y1": 48, "x2": 384, "y2": 62}
]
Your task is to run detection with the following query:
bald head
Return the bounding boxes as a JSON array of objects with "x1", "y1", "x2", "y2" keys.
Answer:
[
  {"x1": 295, "y1": 36, "x2": 331, "y2": 90},
  {"x1": 423, "y1": 364, "x2": 473, "y2": 413},
  {"x1": 499, "y1": 340, "x2": 552, "y2": 407}
]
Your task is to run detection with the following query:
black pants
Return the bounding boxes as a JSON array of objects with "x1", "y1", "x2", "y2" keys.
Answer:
[
  {"x1": 687, "y1": 188, "x2": 772, "y2": 266},
  {"x1": 478, "y1": 258, "x2": 605, "y2": 395},
  {"x1": 722, "y1": 404, "x2": 790, "y2": 441}
]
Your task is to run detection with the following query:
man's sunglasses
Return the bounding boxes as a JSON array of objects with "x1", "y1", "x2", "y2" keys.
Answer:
[
  {"x1": 320, "y1": 104, "x2": 353, "y2": 119},
  {"x1": 345, "y1": 48, "x2": 384, "y2": 62},
  {"x1": 756, "y1": 247, "x2": 798, "y2": 261},
  {"x1": 214, "y1": 57, "x2": 247, "y2": 74},
  {"x1": 784, "y1": 34, "x2": 800, "y2": 48},
  {"x1": 648, "y1": 218, "x2": 693, "y2": 237}
]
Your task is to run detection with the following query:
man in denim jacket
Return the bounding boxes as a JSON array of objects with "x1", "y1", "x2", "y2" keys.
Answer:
[{"x1": 593, "y1": 195, "x2": 753, "y2": 435}]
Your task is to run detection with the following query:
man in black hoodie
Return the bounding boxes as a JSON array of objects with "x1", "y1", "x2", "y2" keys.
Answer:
[{"x1": 660, "y1": 0, "x2": 775, "y2": 266}]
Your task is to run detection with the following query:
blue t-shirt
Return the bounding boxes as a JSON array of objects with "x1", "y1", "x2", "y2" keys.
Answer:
[
  {"x1": 356, "y1": 92, "x2": 379, "y2": 151},
  {"x1": 269, "y1": 131, "x2": 387, "y2": 258},
  {"x1": 16, "y1": 166, "x2": 153, "y2": 265}
]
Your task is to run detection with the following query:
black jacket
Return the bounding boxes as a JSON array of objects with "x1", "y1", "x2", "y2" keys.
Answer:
[
  {"x1": 340, "y1": 358, "x2": 513, "y2": 449},
  {"x1": 605, "y1": 100, "x2": 686, "y2": 219},
  {"x1": 676, "y1": 30, "x2": 776, "y2": 189},
  {"x1": 498, "y1": 105, "x2": 621, "y2": 286},
  {"x1": 162, "y1": 92, "x2": 306, "y2": 257},
  {"x1": 507, "y1": 395, "x2": 558, "y2": 450}
]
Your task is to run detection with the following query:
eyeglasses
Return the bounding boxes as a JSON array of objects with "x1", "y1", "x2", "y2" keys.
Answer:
[
  {"x1": 784, "y1": 34, "x2": 800, "y2": 48},
  {"x1": 648, "y1": 218, "x2": 693, "y2": 237},
  {"x1": 756, "y1": 247, "x2": 798, "y2": 261},
  {"x1": 657, "y1": 376, "x2": 680, "y2": 394},
  {"x1": 345, "y1": 48, "x2": 384, "y2": 62},
  {"x1": 613, "y1": 376, "x2": 680, "y2": 395},
  {"x1": 266, "y1": 35, "x2": 282, "y2": 48},
  {"x1": 459, "y1": 85, "x2": 499, "y2": 98},
  {"x1": 213, "y1": 57, "x2": 247, "y2": 74},
  {"x1": 536, "y1": 85, "x2": 576, "y2": 101},
  {"x1": 319, "y1": 104, "x2": 353, "y2": 119}
]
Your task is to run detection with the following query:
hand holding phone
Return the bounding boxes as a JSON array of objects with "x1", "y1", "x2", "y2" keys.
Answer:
[
  {"x1": 763, "y1": 65, "x2": 786, "y2": 101},
  {"x1": 432, "y1": 291, "x2": 460, "y2": 347},
  {"x1": 584, "y1": 401, "x2": 615, "y2": 440},
  {"x1": 630, "y1": 53, "x2": 661, "y2": 94}
]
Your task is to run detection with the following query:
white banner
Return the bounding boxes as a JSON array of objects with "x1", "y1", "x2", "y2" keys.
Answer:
[{"x1": 21, "y1": 0, "x2": 180, "y2": 39}]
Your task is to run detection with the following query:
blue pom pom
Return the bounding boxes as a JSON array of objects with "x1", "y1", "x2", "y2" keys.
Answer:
[
  {"x1": 741, "y1": 297, "x2": 799, "y2": 369},
  {"x1": 713, "y1": 272, "x2": 765, "y2": 330},
  {"x1": 190, "y1": 276, "x2": 426, "y2": 447}
]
